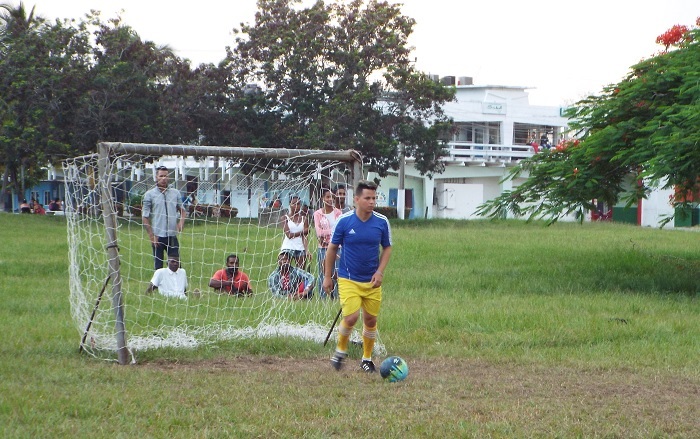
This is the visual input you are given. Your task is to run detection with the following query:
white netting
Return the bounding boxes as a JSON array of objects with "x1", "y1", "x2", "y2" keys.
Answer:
[{"x1": 65, "y1": 144, "x2": 383, "y2": 360}]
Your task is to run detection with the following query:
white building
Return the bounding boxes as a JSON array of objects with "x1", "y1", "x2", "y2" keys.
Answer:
[
  {"x1": 370, "y1": 79, "x2": 568, "y2": 220},
  {"x1": 370, "y1": 78, "x2": 678, "y2": 226}
]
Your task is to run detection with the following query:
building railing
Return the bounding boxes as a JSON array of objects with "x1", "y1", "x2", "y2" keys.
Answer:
[{"x1": 445, "y1": 142, "x2": 535, "y2": 165}]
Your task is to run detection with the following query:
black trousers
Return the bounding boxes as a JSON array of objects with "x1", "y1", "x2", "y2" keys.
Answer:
[{"x1": 152, "y1": 236, "x2": 180, "y2": 270}]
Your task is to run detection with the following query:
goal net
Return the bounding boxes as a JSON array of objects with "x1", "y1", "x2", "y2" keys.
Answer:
[{"x1": 64, "y1": 143, "x2": 384, "y2": 363}]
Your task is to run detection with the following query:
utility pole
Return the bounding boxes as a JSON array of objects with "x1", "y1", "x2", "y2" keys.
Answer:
[{"x1": 397, "y1": 144, "x2": 405, "y2": 220}]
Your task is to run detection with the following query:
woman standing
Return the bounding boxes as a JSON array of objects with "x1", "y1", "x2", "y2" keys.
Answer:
[
  {"x1": 280, "y1": 195, "x2": 309, "y2": 269},
  {"x1": 313, "y1": 187, "x2": 342, "y2": 299}
]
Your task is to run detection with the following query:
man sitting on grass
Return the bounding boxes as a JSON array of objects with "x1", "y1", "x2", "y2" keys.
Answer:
[
  {"x1": 268, "y1": 251, "x2": 314, "y2": 299},
  {"x1": 209, "y1": 254, "x2": 253, "y2": 296},
  {"x1": 146, "y1": 257, "x2": 188, "y2": 299}
]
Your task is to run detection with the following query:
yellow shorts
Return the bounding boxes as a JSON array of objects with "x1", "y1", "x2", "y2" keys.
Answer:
[{"x1": 338, "y1": 278, "x2": 382, "y2": 317}]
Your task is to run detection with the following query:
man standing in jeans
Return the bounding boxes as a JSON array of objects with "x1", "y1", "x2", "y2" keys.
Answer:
[{"x1": 142, "y1": 166, "x2": 186, "y2": 270}]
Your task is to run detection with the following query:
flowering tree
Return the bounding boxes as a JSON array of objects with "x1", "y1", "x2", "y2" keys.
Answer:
[{"x1": 477, "y1": 18, "x2": 700, "y2": 225}]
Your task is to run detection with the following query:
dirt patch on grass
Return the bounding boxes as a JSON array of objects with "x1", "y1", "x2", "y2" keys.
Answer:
[{"x1": 142, "y1": 356, "x2": 700, "y2": 437}]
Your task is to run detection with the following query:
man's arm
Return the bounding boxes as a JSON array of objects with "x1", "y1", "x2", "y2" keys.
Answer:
[
  {"x1": 209, "y1": 271, "x2": 232, "y2": 291},
  {"x1": 239, "y1": 273, "x2": 253, "y2": 295},
  {"x1": 146, "y1": 270, "x2": 161, "y2": 294},
  {"x1": 143, "y1": 217, "x2": 157, "y2": 245},
  {"x1": 268, "y1": 272, "x2": 280, "y2": 296},
  {"x1": 142, "y1": 193, "x2": 157, "y2": 244},
  {"x1": 371, "y1": 245, "x2": 392, "y2": 288},
  {"x1": 177, "y1": 205, "x2": 186, "y2": 232},
  {"x1": 299, "y1": 269, "x2": 314, "y2": 297},
  {"x1": 208, "y1": 278, "x2": 231, "y2": 290},
  {"x1": 323, "y1": 243, "x2": 339, "y2": 294}
]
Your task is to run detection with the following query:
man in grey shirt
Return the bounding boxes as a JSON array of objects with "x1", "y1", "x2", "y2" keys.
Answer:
[{"x1": 142, "y1": 166, "x2": 186, "y2": 270}]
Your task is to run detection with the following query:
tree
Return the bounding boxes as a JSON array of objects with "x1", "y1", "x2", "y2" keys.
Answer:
[
  {"x1": 228, "y1": 0, "x2": 454, "y2": 177},
  {"x1": 0, "y1": 3, "x2": 92, "y2": 210},
  {"x1": 477, "y1": 19, "x2": 700, "y2": 225},
  {"x1": 0, "y1": 2, "x2": 39, "y2": 49},
  {"x1": 73, "y1": 12, "x2": 197, "y2": 152}
]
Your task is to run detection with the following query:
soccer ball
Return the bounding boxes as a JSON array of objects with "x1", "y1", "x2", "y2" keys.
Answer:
[{"x1": 379, "y1": 356, "x2": 409, "y2": 382}]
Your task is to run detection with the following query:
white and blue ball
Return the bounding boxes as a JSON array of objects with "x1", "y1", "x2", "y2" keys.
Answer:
[{"x1": 379, "y1": 356, "x2": 409, "y2": 382}]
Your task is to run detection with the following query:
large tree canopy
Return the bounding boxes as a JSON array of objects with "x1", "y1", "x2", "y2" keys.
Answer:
[
  {"x1": 0, "y1": 3, "x2": 92, "y2": 208},
  {"x1": 73, "y1": 12, "x2": 207, "y2": 152},
  {"x1": 477, "y1": 19, "x2": 700, "y2": 225},
  {"x1": 1, "y1": 0, "x2": 455, "y2": 211},
  {"x1": 0, "y1": 8, "x2": 214, "y2": 205},
  {"x1": 228, "y1": 0, "x2": 454, "y2": 177}
]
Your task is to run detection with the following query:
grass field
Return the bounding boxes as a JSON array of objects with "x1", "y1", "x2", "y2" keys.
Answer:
[{"x1": 1, "y1": 214, "x2": 698, "y2": 438}]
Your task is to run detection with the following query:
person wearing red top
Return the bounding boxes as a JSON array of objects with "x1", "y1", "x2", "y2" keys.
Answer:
[
  {"x1": 209, "y1": 254, "x2": 253, "y2": 296},
  {"x1": 33, "y1": 200, "x2": 46, "y2": 215}
]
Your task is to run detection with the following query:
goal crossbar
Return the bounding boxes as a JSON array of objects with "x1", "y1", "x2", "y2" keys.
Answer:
[{"x1": 99, "y1": 142, "x2": 363, "y2": 163}]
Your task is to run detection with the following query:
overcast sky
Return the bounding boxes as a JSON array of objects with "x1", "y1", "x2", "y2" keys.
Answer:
[{"x1": 19, "y1": 0, "x2": 700, "y2": 106}]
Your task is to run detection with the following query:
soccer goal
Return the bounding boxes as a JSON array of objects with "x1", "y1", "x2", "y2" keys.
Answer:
[{"x1": 65, "y1": 142, "x2": 383, "y2": 364}]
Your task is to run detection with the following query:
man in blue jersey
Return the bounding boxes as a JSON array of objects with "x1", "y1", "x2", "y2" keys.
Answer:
[{"x1": 323, "y1": 180, "x2": 392, "y2": 373}]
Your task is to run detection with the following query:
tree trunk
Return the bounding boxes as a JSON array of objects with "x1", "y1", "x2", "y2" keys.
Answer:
[
  {"x1": 0, "y1": 167, "x2": 8, "y2": 212},
  {"x1": 20, "y1": 162, "x2": 26, "y2": 201}
]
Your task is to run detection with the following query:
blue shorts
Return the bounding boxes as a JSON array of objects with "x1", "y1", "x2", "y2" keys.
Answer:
[{"x1": 283, "y1": 249, "x2": 305, "y2": 259}]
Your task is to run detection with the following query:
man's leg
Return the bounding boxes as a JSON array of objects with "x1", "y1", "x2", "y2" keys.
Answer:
[
  {"x1": 361, "y1": 313, "x2": 378, "y2": 366},
  {"x1": 153, "y1": 236, "x2": 167, "y2": 270},
  {"x1": 331, "y1": 311, "x2": 358, "y2": 370},
  {"x1": 331, "y1": 278, "x2": 361, "y2": 371},
  {"x1": 359, "y1": 285, "x2": 382, "y2": 373},
  {"x1": 166, "y1": 236, "x2": 180, "y2": 260}
]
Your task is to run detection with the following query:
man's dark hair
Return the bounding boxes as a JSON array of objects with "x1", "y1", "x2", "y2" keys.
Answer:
[
  {"x1": 332, "y1": 184, "x2": 346, "y2": 193},
  {"x1": 156, "y1": 166, "x2": 169, "y2": 172},
  {"x1": 355, "y1": 180, "x2": 377, "y2": 194},
  {"x1": 226, "y1": 254, "x2": 238, "y2": 263}
]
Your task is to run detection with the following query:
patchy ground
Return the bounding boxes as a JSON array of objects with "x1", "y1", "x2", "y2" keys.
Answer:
[{"x1": 142, "y1": 356, "x2": 700, "y2": 437}]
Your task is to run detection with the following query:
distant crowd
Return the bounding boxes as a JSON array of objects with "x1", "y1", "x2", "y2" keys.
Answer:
[
  {"x1": 19, "y1": 198, "x2": 63, "y2": 215},
  {"x1": 141, "y1": 167, "x2": 358, "y2": 302},
  {"x1": 145, "y1": 178, "x2": 353, "y2": 302}
]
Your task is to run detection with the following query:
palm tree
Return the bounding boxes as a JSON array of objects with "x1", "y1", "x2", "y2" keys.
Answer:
[
  {"x1": 0, "y1": 2, "x2": 40, "y2": 34},
  {"x1": 0, "y1": 2, "x2": 43, "y2": 209},
  {"x1": 0, "y1": 2, "x2": 41, "y2": 57}
]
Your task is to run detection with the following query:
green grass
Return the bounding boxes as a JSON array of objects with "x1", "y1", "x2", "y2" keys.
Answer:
[
  {"x1": 70, "y1": 216, "x2": 341, "y2": 353},
  {"x1": 1, "y1": 214, "x2": 698, "y2": 438}
]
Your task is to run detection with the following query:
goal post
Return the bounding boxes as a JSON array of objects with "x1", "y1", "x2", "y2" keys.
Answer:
[{"x1": 66, "y1": 142, "x2": 375, "y2": 364}]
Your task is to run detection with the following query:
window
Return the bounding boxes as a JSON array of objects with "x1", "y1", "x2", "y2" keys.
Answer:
[
  {"x1": 452, "y1": 122, "x2": 501, "y2": 144},
  {"x1": 513, "y1": 123, "x2": 557, "y2": 146}
]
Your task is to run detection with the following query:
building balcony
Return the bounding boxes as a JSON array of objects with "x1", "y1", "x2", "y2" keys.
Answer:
[{"x1": 444, "y1": 142, "x2": 535, "y2": 166}]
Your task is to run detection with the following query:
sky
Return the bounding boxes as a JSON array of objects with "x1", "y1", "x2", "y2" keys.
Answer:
[{"x1": 19, "y1": 0, "x2": 700, "y2": 106}]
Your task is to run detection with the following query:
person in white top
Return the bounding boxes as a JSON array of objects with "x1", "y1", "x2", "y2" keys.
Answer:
[
  {"x1": 280, "y1": 195, "x2": 310, "y2": 269},
  {"x1": 146, "y1": 257, "x2": 188, "y2": 299}
]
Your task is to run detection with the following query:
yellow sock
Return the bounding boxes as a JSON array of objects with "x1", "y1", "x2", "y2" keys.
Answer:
[
  {"x1": 337, "y1": 320, "x2": 352, "y2": 353},
  {"x1": 362, "y1": 324, "x2": 377, "y2": 360}
]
